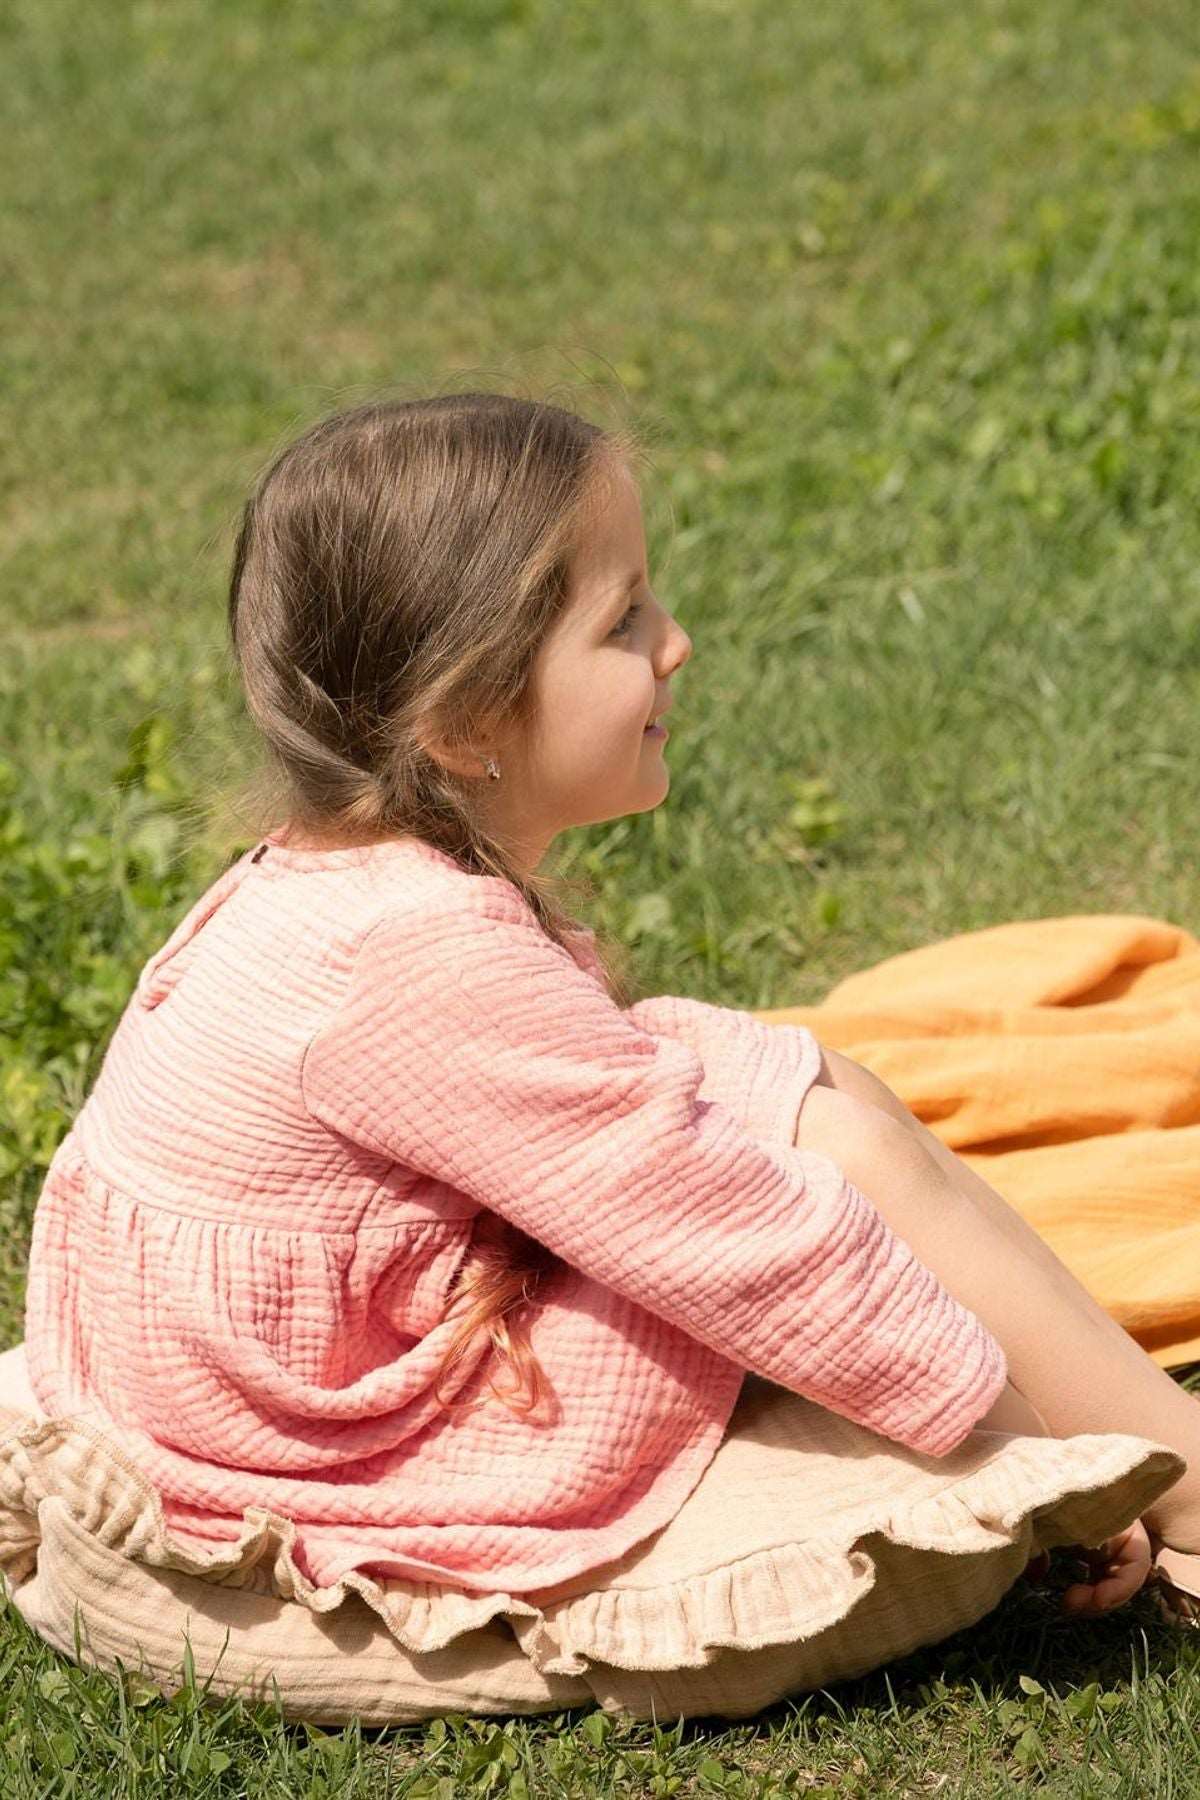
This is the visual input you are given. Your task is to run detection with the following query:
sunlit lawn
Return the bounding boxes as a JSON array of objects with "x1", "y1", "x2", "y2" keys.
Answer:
[{"x1": 4, "y1": 0, "x2": 1200, "y2": 1789}]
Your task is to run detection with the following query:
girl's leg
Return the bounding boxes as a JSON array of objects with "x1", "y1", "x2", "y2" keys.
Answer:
[{"x1": 793, "y1": 1057, "x2": 1200, "y2": 1560}]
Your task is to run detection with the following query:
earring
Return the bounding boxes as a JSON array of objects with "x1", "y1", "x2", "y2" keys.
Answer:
[{"x1": 485, "y1": 758, "x2": 501, "y2": 781}]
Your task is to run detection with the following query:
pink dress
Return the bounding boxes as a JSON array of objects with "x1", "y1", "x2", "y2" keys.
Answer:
[{"x1": 22, "y1": 831, "x2": 1007, "y2": 1596}]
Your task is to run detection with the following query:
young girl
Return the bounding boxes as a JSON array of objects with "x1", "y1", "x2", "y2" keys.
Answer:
[{"x1": 11, "y1": 393, "x2": 1200, "y2": 1697}]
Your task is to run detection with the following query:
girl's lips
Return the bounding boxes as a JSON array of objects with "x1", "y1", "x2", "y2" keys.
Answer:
[{"x1": 643, "y1": 723, "x2": 669, "y2": 740}]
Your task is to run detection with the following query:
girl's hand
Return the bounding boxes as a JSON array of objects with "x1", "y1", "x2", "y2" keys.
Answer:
[{"x1": 1057, "y1": 1519, "x2": 1154, "y2": 1615}]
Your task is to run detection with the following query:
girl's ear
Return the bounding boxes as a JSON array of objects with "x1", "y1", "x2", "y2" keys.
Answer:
[
  {"x1": 421, "y1": 739, "x2": 490, "y2": 781},
  {"x1": 416, "y1": 713, "x2": 500, "y2": 783},
  {"x1": 417, "y1": 738, "x2": 482, "y2": 781}
]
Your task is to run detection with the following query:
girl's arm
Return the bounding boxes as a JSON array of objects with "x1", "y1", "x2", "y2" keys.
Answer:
[
  {"x1": 622, "y1": 992, "x2": 822, "y2": 1149},
  {"x1": 301, "y1": 888, "x2": 1009, "y2": 1459},
  {"x1": 977, "y1": 1380, "x2": 1051, "y2": 1436}
]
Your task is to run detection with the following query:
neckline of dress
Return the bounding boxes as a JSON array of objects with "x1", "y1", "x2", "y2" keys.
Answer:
[
  {"x1": 254, "y1": 830, "x2": 460, "y2": 872},
  {"x1": 248, "y1": 833, "x2": 598, "y2": 951}
]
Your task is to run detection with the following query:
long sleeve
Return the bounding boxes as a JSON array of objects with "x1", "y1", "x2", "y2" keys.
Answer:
[
  {"x1": 623, "y1": 993, "x2": 823, "y2": 1147},
  {"x1": 567, "y1": 926, "x2": 823, "y2": 1145},
  {"x1": 300, "y1": 890, "x2": 1007, "y2": 1457}
]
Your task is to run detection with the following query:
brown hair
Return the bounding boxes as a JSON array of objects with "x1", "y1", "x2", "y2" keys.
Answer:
[{"x1": 227, "y1": 389, "x2": 647, "y2": 1425}]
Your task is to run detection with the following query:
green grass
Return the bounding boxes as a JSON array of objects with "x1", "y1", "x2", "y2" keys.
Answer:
[
  {"x1": 3, "y1": 1577, "x2": 1200, "y2": 1795},
  {"x1": 4, "y1": 0, "x2": 1200, "y2": 1789}
]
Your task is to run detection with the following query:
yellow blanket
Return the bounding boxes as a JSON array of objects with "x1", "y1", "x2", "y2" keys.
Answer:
[{"x1": 757, "y1": 915, "x2": 1200, "y2": 1373}]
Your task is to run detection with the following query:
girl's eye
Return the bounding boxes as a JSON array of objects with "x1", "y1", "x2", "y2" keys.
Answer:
[{"x1": 612, "y1": 603, "x2": 643, "y2": 638}]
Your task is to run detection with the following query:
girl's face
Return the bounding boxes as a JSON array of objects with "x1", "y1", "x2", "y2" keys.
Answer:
[{"x1": 489, "y1": 463, "x2": 693, "y2": 874}]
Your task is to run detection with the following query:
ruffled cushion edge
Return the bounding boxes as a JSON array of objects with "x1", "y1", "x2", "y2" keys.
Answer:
[{"x1": 0, "y1": 1404, "x2": 1184, "y2": 1679}]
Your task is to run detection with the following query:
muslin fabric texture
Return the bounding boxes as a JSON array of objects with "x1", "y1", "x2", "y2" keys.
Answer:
[
  {"x1": 7, "y1": 836, "x2": 1196, "y2": 1724},
  {"x1": 19, "y1": 830, "x2": 1011, "y2": 1606},
  {"x1": 0, "y1": 1342, "x2": 1182, "y2": 1724}
]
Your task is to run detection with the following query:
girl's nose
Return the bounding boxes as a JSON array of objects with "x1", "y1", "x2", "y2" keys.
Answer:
[{"x1": 668, "y1": 621, "x2": 693, "y2": 671}]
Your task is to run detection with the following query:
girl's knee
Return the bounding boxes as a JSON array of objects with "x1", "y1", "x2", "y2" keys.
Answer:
[
  {"x1": 813, "y1": 1044, "x2": 918, "y2": 1131},
  {"x1": 793, "y1": 1085, "x2": 933, "y2": 1197}
]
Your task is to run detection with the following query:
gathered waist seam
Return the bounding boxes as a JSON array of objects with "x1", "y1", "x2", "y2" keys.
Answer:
[{"x1": 46, "y1": 1143, "x2": 479, "y2": 1237}]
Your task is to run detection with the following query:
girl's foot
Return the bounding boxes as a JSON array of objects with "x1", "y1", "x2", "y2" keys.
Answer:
[{"x1": 1146, "y1": 1528, "x2": 1200, "y2": 1629}]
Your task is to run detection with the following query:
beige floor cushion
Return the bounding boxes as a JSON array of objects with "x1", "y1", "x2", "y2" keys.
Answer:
[{"x1": 0, "y1": 1342, "x2": 1182, "y2": 1724}]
